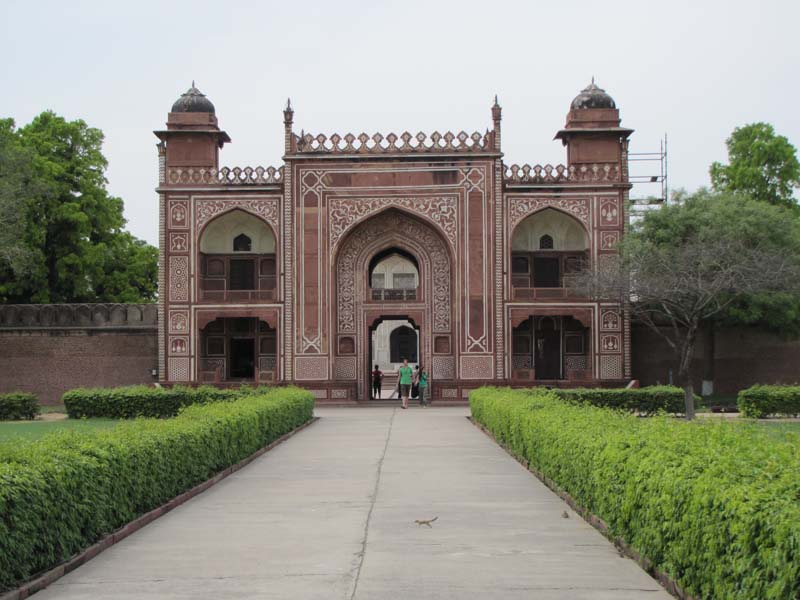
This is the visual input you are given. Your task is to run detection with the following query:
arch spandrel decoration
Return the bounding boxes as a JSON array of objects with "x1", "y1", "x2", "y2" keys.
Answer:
[
  {"x1": 335, "y1": 210, "x2": 452, "y2": 334},
  {"x1": 194, "y1": 198, "x2": 280, "y2": 236},
  {"x1": 328, "y1": 197, "x2": 458, "y2": 250},
  {"x1": 508, "y1": 196, "x2": 591, "y2": 230}
]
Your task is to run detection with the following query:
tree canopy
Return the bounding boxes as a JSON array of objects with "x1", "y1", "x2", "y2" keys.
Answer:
[
  {"x1": 710, "y1": 122, "x2": 800, "y2": 208},
  {"x1": 0, "y1": 111, "x2": 157, "y2": 303},
  {"x1": 581, "y1": 191, "x2": 800, "y2": 417}
]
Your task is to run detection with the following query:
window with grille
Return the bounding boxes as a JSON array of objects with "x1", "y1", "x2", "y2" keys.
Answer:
[{"x1": 539, "y1": 234, "x2": 554, "y2": 249}]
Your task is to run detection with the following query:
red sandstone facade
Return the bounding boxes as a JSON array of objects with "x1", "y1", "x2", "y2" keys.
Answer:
[{"x1": 155, "y1": 83, "x2": 633, "y2": 401}]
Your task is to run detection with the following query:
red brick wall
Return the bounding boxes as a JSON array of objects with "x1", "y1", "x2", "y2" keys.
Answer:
[
  {"x1": 0, "y1": 330, "x2": 158, "y2": 405},
  {"x1": 632, "y1": 325, "x2": 800, "y2": 394}
]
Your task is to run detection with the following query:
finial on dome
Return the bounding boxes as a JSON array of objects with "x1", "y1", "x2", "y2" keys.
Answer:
[
  {"x1": 570, "y1": 79, "x2": 616, "y2": 110},
  {"x1": 171, "y1": 82, "x2": 215, "y2": 113},
  {"x1": 493, "y1": 94, "x2": 499, "y2": 107},
  {"x1": 286, "y1": 98, "x2": 292, "y2": 111}
]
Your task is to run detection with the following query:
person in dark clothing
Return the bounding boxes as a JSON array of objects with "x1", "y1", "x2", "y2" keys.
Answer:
[{"x1": 371, "y1": 364, "x2": 383, "y2": 399}]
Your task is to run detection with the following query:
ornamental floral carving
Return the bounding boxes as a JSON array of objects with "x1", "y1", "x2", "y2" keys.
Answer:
[
  {"x1": 509, "y1": 196, "x2": 590, "y2": 229},
  {"x1": 195, "y1": 198, "x2": 280, "y2": 233},
  {"x1": 336, "y1": 211, "x2": 451, "y2": 333},
  {"x1": 329, "y1": 196, "x2": 458, "y2": 249}
]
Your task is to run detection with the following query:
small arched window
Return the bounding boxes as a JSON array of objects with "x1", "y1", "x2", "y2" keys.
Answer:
[
  {"x1": 233, "y1": 233, "x2": 252, "y2": 252},
  {"x1": 390, "y1": 326, "x2": 418, "y2": 363},
  {"x1": 539, "y1": 234, "x2": 554, "y2": 250}
]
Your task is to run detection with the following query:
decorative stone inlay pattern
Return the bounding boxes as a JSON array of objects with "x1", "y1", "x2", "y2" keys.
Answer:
[
  {"x1": 336, "y1": 211, "x2": 451, "y2": 333},
  {"x1": 169, "y1": 200, "x2": 188, "y2": 229},
  {"x1": 331, "y1": 389, "x2": 349, "y2": 399},
  {"x1": 329, "y1": 196, "x2": 458, "y2": 249},
  {"x1": 169, "y1": 232, "x2": 189, "y2": 253},
  {"x1": 600, "y1": 354, "x2": 623, "y2": 380},
  {"x1": 310, "y1": 389, "x2": 328, "y2": 399},
  {"x1": 432, "y1": 356, "x2": 455, "y2": 380},
  {"x1": 505, "y1": 163, "x2": 620, "y2": 184},
  {"x1": 168, "y1": 256, "x2": 189, "y2": 302},
  {"x1": 601, "y1": 309, "x2": 621, "y2": 331},
  {"x1": 168, "y1": 357, "x2": 190, "y2": 382},
  {"x1": 169, "y1": 336, "x2": 189, "y2": 356},
  {"x1": 600, "y1": 230, "x2": 619, "y2": 250},
  {"x1": 333, "y1": 357, "x2": 357, "y2": 380},
  {"x1": 509, "y1": 196, "x2": 591, "y2": 229},
  {"x1": 195, "y1": 198, "x2": 280, "y2": 233},
  {"x1": 459, "y1": 355, "x2": 494, "y2": 380},
  {"x1": 168, "y1": 309, "x2": 189, "y2": 334},
  {"x1": 294, "y1": 356, "x2": 329, "y2": 380},
  {"x1": 599, "y1": 197, "x2": 620, "y2": 226},
  {"x1": 601, "y1": 334, "x2": 621, "y2": 353},
  {"x1": 440, "y1": 388, "x2": 458, "y2": 398}
]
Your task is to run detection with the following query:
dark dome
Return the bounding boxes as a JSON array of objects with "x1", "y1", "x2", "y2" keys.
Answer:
[
  {"x1": 171, "y1": 82, "x2": 215, "y2": 113},
  {"x1": 570, "y1": 79, "x2": 616, "y2": 110}
]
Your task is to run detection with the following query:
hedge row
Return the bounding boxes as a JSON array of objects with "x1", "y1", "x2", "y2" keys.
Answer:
[
  {"x1": 63, "y1": 385, "x2": 248, "y2": 419},
  {"x1": 470, "y1": 387, "x2": 800, "y2": 600},
  {"x1": 552, "y1": 385, "x2": 684, "y2": 415},
  {"x1": 0, "y1": 386, "x2": 314, "y2": 591},
  {"x1": 0, "y1": 393, "x2": 39, "y2": 421},
  {"x1": 738, "y1": 384, "x2": 800, "y2": 418}
]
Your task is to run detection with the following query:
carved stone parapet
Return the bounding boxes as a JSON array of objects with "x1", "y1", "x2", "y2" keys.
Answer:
[
  {"x1": 0, "y1": 304, "x2": 158, "y2": 329},
  {"x1": 504, "y1": 163, "x2": 621, "y2": 184},
  {"x1": 166, "y1": 166, "x2": 283, "y2": 186},
  {"x1": 292, "y1": 130, "x2": 492, "y2": 154}
]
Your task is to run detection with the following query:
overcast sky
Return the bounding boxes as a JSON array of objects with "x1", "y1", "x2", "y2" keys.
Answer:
[{"x1": 2, "y1": 0, "x2": 798, "y2": 245}]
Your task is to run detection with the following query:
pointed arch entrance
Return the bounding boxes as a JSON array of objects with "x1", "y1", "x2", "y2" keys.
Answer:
[{"x1": 333, "y1": 209, "x2": 454, "y2": 400}]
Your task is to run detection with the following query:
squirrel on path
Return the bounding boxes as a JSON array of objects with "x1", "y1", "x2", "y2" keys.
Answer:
[{"x1": 414, "y1": 516, "x2": 438, "y2": 528}]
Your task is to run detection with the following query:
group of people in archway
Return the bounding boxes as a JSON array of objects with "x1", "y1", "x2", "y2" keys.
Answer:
[{"x1": 371, "y1": 359, "x2": 429, "y2": 408}]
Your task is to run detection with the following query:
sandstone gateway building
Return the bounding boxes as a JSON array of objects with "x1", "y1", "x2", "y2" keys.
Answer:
[{"x1": 156, "y1": 82, "x2": 632, "y2": 402}]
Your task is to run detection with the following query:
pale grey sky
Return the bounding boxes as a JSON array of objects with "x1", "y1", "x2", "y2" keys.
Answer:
[{"x1": 2, "y1": 0, "x2": 798, "y2": 245}]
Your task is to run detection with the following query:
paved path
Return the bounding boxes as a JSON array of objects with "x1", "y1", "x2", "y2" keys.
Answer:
[{"x1": 36, "y1": 407, "x2": 670, "y2": 599}]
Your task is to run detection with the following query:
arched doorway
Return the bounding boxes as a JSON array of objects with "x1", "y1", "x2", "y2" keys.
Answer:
[
  {"x1": 511, "y1": 208, "x2": 588, "y2": 296},
  {"x1": 333, "y1": 209, "x2": 453, "y2": 400},
  {"x1": 198, "y1": 209, "x2": 277, "y2": 302},
  {"x1": 198, "y1": 316, "x2": 277, "y2": 383}
]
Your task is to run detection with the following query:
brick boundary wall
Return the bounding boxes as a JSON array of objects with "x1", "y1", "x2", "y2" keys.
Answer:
[
  {"x1": 632, "y1": 324, "x2": 800, "y2": 395},
  {"x1": 1, "y1": 304, "x2": 799, "y2": 403},
  {"x1": 0, "y1": 305, "x2": 158, "y2": 405}
]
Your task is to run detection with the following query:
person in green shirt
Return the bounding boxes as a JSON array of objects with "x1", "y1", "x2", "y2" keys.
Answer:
[
  {"x1": 418, "y1": 366, "x2": 430, "y2": 407},
  {"x1": 398, "y1": 358, "x2": 413, "y2": 409}
]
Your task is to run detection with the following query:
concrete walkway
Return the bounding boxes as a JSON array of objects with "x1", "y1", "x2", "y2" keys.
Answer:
[{"x1": 35, "y1": 407, "x2": 670, "y2": 599}]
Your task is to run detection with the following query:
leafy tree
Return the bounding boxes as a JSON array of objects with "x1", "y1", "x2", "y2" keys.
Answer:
[
  {"x1": 710, "y1": 122, "x2": 800, "y2": 208},
  {"x1": 0, "y1": 119, "x2": 38, "y2": 279},
  {"x1": 579, "y1": 191, "x2": 800, "y2": 418},
  {"x1": 0, "y1": 111, "x2": 157, "y2": 303},
  {"x1": 705, "y1": 124, "x2": 800, "y2": 394}
]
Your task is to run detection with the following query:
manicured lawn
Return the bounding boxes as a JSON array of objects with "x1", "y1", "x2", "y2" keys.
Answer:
[{"x1": 0, "y1": 418, "x2": 119, "y2": 442}]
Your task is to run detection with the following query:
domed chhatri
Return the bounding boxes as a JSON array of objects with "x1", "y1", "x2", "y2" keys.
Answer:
[
  {"x1": 570, "y1": 78, "x2": 616, "y2": 110},
  {"x1": 171, "y1": 81, "x2": 216, "y2": 114}
]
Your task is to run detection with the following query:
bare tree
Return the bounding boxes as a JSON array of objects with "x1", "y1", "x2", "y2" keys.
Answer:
[{"x1": 576, "y1": 231, "x2": 800, "y2": 419}]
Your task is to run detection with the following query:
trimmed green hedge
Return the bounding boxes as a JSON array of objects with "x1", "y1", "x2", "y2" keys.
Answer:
[
  {"x1": 553, "y1": 386, "x2": 684, "y2": 415},
  {"x1": 63, "y1": 385, "x2": 246, "y2": 419},
  {"x1": 0, "y1": 386, "x2": 314, "y2": 592},
  {"x1": 0, "y1": 393, "x2": 39, "y2": 421},
  {"x1": 470, "y1": 387, "x2": 800, "y2": 600},
  {"x1": 738, "y1": 385, "x2": 800, "y2": 418}
]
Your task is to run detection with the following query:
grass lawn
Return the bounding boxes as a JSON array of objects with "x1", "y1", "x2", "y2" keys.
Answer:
[
  {"x1": 755, "y1": 420, "x2": 800, "y2": 440},
  {"x1": 0, "y1": 418, "x2": 119, "y2": 442}
]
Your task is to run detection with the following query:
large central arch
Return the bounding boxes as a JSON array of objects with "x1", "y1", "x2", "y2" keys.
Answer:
[{"x1": 332, "y1": 209, "x2": 454, "y2": 399}]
